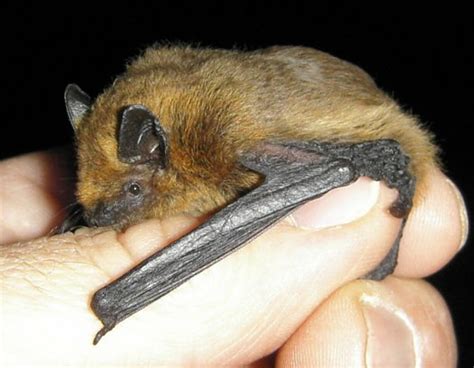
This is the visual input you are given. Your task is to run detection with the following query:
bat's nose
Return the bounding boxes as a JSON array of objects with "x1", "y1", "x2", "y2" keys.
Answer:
[{"x1": 85, "y1": 202, "x2": 119, "y2": 227}]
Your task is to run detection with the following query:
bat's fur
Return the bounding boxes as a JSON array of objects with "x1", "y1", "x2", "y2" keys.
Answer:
[{"x1": 74, "y1": 45, "x2": 438, "y2": 227}]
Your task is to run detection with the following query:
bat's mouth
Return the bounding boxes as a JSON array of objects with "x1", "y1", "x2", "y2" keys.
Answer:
[
  {"x1": 55, "y1": 201, "x2": 138, "y2": 234},
  {"x1": 84, "y1": 201, "x2": 127, "y2": 227},
  {"x1": 85, "y1": 202, "x2": 111, "y2": 227},
  {"x1": 84, "y1": 194, "x2": 149, "y2": 229}
]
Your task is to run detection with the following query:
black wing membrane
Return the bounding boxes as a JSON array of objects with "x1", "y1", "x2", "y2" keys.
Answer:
[{"x1": 89, "y1": 139, "x2": 414, "y2": 344}]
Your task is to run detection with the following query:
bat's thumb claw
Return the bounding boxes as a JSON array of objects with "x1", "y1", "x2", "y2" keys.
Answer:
[{"x1": 93, "y1": 325, "x2": 112, "y2": 345}]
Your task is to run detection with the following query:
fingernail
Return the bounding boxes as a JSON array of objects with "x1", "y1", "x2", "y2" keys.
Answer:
[
  {"x1": 361, "y1": 295, "x2": 419, "y2": 367},
  {"x1": 445, "y1": 178, "x2": 469, "y2": 250},
  {"x1": 288, "y1": 178, "x2": 380, "y2": 230}
]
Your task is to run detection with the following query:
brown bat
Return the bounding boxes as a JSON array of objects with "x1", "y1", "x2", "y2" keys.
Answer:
[{"x1": 59, "y1": 45, "x2": 438, "y2": 344}]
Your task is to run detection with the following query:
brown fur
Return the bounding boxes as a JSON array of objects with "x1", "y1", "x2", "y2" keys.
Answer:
[{"x1": 74, "y1": 45, "x2": 438, "y2": 226}]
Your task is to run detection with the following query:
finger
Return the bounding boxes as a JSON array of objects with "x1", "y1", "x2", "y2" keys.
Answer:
[
  {"x1": 276, "y1": 277, "x2": 457, "y2": 367},
  {"x1": 396, "y1": 167, "x2": 469, "y2": 277},
  {"x1": 1, "y1": 180, "x2": 402, "y2": 366},
  {"x1": 0, "y1": 148, "x2": 75, "y2": 244},
  {"x1": 290, "y1": 166, "x2": 469, "y2": 278}
]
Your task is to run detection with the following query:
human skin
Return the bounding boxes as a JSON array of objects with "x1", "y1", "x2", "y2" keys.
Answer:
[{"x1": 0, "y1": 149, "x2": 468, "y2": 367}]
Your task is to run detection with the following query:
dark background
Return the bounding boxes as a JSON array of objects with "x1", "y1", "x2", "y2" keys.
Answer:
[{"x1": 2, "y1": 2, "x2": 472, "y2": 364}]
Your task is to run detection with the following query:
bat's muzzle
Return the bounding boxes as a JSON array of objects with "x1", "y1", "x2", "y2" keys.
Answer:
[{"x1": 85, "y1": 201, "x2": 122, "y2": 227}]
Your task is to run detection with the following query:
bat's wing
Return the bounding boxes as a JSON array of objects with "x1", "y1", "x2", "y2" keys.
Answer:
[{"x1": 89, "y1": 139, "x2": 414, "y2": 344}]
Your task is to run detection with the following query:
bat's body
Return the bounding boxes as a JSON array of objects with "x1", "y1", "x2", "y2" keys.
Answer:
[{"x1": 62, "y1": 45, "x2": 438, "y2": 343}]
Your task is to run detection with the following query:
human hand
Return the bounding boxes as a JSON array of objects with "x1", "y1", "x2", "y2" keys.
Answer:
[{"x1": 0, "y1": 149, "x2": 467, "y2": 367}]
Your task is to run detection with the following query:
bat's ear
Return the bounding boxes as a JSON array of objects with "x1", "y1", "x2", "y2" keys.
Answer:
[
  {"x1": 64, "y1": 84, "x2": 91, "y2": 132},
  {"x1": 117, "y1": 105, "x2": 168, "y2": 168}
]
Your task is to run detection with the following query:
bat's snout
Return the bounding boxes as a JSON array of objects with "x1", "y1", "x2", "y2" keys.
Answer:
[{"x1": 85, "y1": 201, "x2": 122, "y2": 227}]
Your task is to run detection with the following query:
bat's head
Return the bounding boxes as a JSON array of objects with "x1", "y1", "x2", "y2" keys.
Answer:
[{"x1": 64, "y1": 80, "x2": 260, "y2": 229}]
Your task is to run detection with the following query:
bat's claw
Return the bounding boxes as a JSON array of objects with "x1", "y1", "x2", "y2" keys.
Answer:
[
  {"x1": 53, "y1": 203, "x2": 87, "y2": 234},
  {"x1": 93, "y1": 325, "x2": 112, "y2": 345}
]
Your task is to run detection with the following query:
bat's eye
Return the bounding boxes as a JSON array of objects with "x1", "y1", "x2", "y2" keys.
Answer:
[{"x1": 126, "y1": 182, "x2": 142, "y2": 196}]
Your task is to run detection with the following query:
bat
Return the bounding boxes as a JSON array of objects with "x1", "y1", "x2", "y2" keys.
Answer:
[{"x1": 58, "y1": 45, "x2": 438, "y2": 344}]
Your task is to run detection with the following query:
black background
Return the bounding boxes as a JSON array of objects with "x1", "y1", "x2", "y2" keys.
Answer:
[{"x1": 2, "y1": 2, "x2": 472, "y2": 364}]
